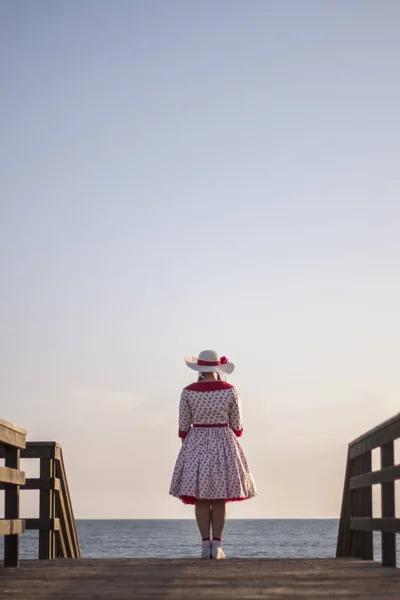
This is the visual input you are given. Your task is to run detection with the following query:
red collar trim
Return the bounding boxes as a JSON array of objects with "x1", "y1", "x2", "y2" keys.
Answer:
[{"x1": 185, "y1": 381, "x2": 234, "y2": 392}]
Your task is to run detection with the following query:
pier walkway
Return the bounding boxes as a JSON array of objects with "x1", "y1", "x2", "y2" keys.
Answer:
[{"x1": 1, "y1": 557, "x2": 400, "y2": 599}]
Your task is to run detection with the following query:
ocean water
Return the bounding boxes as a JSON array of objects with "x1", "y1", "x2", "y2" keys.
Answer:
[
  {"x1": 73, "y1": 520, "x2": 340, "y2": 559},
  {"x1": 2, "y1": 519, "x2": 397, "y2": 564}
]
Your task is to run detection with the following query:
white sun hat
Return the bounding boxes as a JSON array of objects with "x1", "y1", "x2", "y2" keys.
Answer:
[{"x1": 185, "y1": 350, "x2": 235, "y2": 375}]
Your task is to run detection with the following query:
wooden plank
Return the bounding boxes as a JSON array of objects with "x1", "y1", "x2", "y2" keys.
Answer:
[
  {"x1": 4, "y1": 535, "x2": 18, "y2": 568},
  {"x1": 351, "y1": 517, "x2": 400, "y2": 533},
  {"x1": 4, "y1": 446, "x2": 21, "y2": 567},
  {"x1": 349, "y1": 464, "x2": 400, "y2": 490},
  {"x1": 0, "y1": 418, "x2": 27, "y2": 435},
  {"x1": 3, "y1": 455, "x2": 19, "y2": 569},
  {"x1": 336, "y1": 452, "x2": 352, "y2": 557},
  {"x1": 381, "y1": 442, "x2": 396, "y2": 567},
  {"x1": 349, "y1": 412, "x2": 400, "y2": 447},
  {"x1": 26, "y1": 441, "x2": 61, "y2": 453},
  {"x1": 56, "y1": 447, "x2": 81, "y2": 557},
  {"x1": 22, "y1": 477, "x2": 60, "y2": 491},
  {"x1": 24, "y1": 441, "x2": 61, "y2": 448},
  {"x1": 0, "y1": 465, "x2": 26, "y2": 486},
  {"x1": 0, "y1": 419, "x2": 26, "y2": 449},
  {"x1": 24, "y1": 442, "x2": 59, "y2": 460},
  {"x1": 25, "y1": 441, "x2": 61, "y2": 460},
  {"x1": 38, "y1": 458, "x2": 57, "y2": 559},
  {"x1": 0, "y1": 442, "x2": 60, "y2": 460},
  {"x1": 25, "y1": 518, "x2": 60, "y2": 531},
  {"x1": 56, "y1": 523, "x2": 67, "y2": 558},
  {"x1": 22, "y1": 445, "x2": 54, "y2": 459},
  {"x1": 0, "y1": 519, "x2": 25, "y2": 535},
  {"x1": 1, "y1": 559, "x2": 400, "y2": 599},
  {"x1": 350, "y1": 451, "x2": 373, "y2": 560},
  {"x1": 56, "y1": 486, "x2": 76, "y2": 558},
  {"x1": 0, "y1": 446, "x2": 48, "y2": 459},
  {"x1": 349, "y1": 415, "x2": 400, "y2": 459}
]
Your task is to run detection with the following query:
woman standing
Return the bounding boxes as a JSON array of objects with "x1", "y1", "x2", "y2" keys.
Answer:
[{"x1": 169, "y1": 350, "x2": 257, "y2": 559}]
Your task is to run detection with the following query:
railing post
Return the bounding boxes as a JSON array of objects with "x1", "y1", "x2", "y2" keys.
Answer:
[
  {"x1": 381, "y1": 442, "x2": 396, "y2": 567},
  {"x1": 351, "y1": 450, "x2": 373, "y2": 560},
  {"x1": 39, "y1": 455, "x2": 56, "y2": 559},
  {"x1": 4, "y1": 446, "x2": 20, "y2": 567},
  {"x1": 336, "y1": 450, "x2": 352, "y2": 557}
]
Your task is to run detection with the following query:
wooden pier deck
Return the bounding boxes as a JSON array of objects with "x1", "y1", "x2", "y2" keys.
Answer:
[{"x1": 1, "y1": 558, "x2": 400, "y2": 599}]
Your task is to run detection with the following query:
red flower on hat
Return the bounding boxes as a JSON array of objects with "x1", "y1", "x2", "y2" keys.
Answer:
[{"x1": 220, "y1": 356, "x2": 228, "y2": 364}]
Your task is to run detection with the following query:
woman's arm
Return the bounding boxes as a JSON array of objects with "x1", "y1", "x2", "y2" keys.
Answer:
[
  {"x1": 228, "y1": 388, "x2": 243, "y2": 437},
  {"x1": 178, "y1": 391, "x2": 192, "y2": 440}
]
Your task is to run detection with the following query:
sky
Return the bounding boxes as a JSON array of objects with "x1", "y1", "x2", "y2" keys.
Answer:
[{"x1": 1, "y1": 0, "x2": 400, "y2": 519}]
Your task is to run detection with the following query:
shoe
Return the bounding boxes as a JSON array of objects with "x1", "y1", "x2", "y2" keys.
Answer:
[
  {"x1": 201, "y1": 540, "x2": 211, "y2": 559},
  {"x1": 211, "y1": 540, "x2": 225, "y2": 559}
]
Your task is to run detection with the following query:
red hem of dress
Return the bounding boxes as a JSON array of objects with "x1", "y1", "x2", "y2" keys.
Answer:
[
  {"x1": 185, "y1": 381, "x2": 234, "y2": 392},
  {"x1": 179, "y1": 495, "x2": 252, "y2": 505},
  {"x1": 233, "y1": 428, "x2": 243, "y2": 437}
]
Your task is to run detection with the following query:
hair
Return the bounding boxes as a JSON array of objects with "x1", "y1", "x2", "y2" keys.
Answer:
[{"x1": 197, "y1": 372, "x2": 222, "y2": 382}]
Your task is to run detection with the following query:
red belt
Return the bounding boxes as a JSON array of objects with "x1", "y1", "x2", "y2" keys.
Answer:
[{"x1": 193, "y1": 423, "x2": 228, "y2": 428}]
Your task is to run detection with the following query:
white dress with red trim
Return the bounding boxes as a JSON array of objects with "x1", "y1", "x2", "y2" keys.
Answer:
[{"x1": 169, "y1": 381, "x2": 257, "y2": 504}]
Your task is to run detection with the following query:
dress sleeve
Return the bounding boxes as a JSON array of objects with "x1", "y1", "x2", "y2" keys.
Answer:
[
  {"x1": 178, "y1": 391, "x2": 192, "y2": 438},
  {"x1": 229, "y1": 388, "x2": 243, "y2": 437}
]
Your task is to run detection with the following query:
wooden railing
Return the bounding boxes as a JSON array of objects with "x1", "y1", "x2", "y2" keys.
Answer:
[
  {"x1": 0, "y1": 436, "x2": 81, "y2": 561},
  {"x1": 337, "y1": 412, "x2": 400, "y2": 567},
  {"x1": 0, "y1": 418, "x2": 27, "y2": 567},
  {"x1": 24, "y1": 442, "x2": 81, "y2": 559}
]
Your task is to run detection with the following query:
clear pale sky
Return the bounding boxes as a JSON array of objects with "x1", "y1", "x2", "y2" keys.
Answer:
[{"x1": 1, "y1": 0, "x2": 400, "y2": 519}]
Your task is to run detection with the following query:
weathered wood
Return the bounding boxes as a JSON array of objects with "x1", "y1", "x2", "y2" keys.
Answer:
[
  {"x1": 38, "y1": 458, "x2": 57, "y2": 559},
  {"x1": 21, "y1": 445, "x2": 57, "y2": 460},
  {"x1": 0, "y1": 465, "x2": 26, "y2": 487},
  {"x1": 22, "y1": 477, "x2": 60, "y2": 491},
  {"x1": 350, "y1": 464, "x2": 400, "y2": 489},
  {"x1": 24, "y1": 441, "x2": 61, "y2": 448},
  {"x1": 351, "y1": 517, "x2": 400, "y2": 533},
  {"x1": 351, "y1": 451, "x2": 373, "y2": 559},
  {"x1": 338, "y1": 413, "x2": 400, "y2": 565},
  {"x1": 380, "y1": 442, "x2": 396, "y2": 567},
  {"x1": 0, "y1": 419, "x2": 81, "y2": 565},
  {"x1": 0, "y1": 418, "x2": 26, "y2": 449},
  {"x1": 0, "y1": 446, "x2": 45, "y2": 459},
  {"x1": 1, "y1": 437, "x2": 81, "y2": 561},
  {"x1": 56, "y1": 523, "x2": 67, "y2": 559},
  {"x1": 56, "y1": 448, "x2": 81, "y2": 558},
  {"x1": 0, "y1": 520, "x2": 25, "y2": 535},
  {"x1": 55, "y1": 485, "x2": 76, "y2": 558},
  {"x1": 0, "y1": 418, "x2": 27, "y2": 435},
  {"x1": 25, "y1": 441, "x2": 61, "y2": 458},
  {"x1": 25, "y1": 518, "x2": 60, "y2": 531},
  {"x1": 3, "y1": 445, "x2": 22, "y2": 567},
  {"x1": 349, "y1": 413, "x2": 400, "y2": 459},
  {"x1": 1, "y1": 559, "x2": 400, "y2": 599},
  {"x1": 0, "y1": 442, "x2": 61, "y2": 460},
  {"x1": 336, "y1": 451, "x2": 352, "y2": 557}
]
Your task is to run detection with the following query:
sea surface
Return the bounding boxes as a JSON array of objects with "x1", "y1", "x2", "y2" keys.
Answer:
[{"x1": 1, "y1": 519, "x2": 397, "y2": 564}]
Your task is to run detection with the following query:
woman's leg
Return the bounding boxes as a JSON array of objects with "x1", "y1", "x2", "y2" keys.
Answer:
[
  {"x1": 195, "y1": 500, "x2": 211, "y2": 539},
  {"x1": 210, "y1": 500, "x2": 226, "y2": 539}
]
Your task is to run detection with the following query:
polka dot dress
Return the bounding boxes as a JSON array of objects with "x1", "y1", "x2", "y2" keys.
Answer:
[{"x1": 169, "y1": 381, "x2": 257, "y2": 504}]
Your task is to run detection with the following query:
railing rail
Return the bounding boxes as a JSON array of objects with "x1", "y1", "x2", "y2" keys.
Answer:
[
  {"x1": 337, "y1": 412, "x2": 400, "y2": 567},
  {"x1": 0, "y1": 418, "x2": 27, "y2": 567}
]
